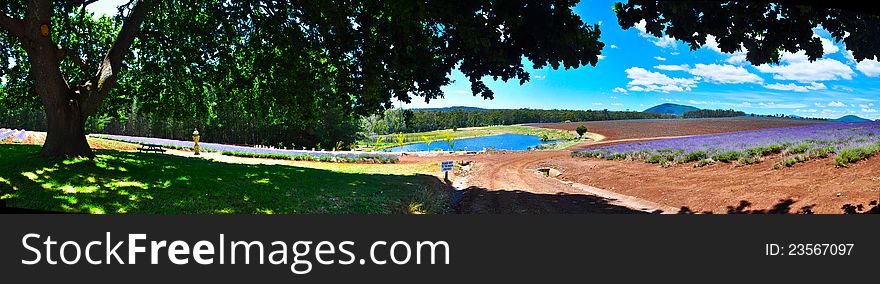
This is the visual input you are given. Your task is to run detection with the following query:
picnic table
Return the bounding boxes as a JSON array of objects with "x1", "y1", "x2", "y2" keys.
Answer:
[{"x1": 137, "y1": 143, "x2": 166, "y2": 153}]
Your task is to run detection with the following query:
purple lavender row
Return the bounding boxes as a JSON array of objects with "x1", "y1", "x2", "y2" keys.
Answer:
[
  {"x1": 0, "y1": 129, "x2": 14, "y2": 141},
  {"x1": 575, "y1": 122, "x2": 880, "y2": 159},
  {"x1": 91, "y1": 134, "x2": 396, "y2": 158},
  {"x1": 11, "y1": 130, "x2": 28, "y2": 143}
]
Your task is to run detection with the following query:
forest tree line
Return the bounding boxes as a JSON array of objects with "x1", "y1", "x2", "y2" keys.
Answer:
[
  {"x1": 0, "y1": 104, "x2": 359, "y2": 149},
  {"x1": 4, "y1": 104, "x2": 672, "y2": 148},
  {"x1": 361, "y1": 108, "x2": 674, "y2": 135},
  {"x1": 682, "y1": 109, "x2": 746, "y2": 119}
]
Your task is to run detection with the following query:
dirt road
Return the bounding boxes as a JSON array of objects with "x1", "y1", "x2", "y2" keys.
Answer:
[{"x1": 456, "y1": 136, "x2": 682, "y2": 214}]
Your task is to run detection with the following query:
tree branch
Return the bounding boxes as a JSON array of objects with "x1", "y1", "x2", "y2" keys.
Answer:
[
  {"x1": 55, "y1": 44, "x2": 90, "y2": 70},
  {"x1": 81, "y1": 0, "x2": 150, "y2": 116},
  {"x1": 0, "y1": 12, "x2": 25, "y2": 38}
]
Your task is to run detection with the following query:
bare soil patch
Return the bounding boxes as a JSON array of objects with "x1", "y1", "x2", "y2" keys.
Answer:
[{"x1": 548, "y1": 155, "x2": 880, "y2": 214}]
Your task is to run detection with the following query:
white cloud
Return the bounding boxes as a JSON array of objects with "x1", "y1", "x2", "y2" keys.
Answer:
[
  {"x1": 624, "y1": 67, "x2": 698, "y2": 93},
  {"x1": 762, "y1": 82, "x2": 827, "y2": 92},
  {"x1": 634, "y1": 20, "x2": 677, "y2": 49},
  {"x1": 689, "y1": 64, "x2": 763, "y2": 84},
  {"x1": 862, "y1": 108, "x2": 877, "y2": 113},
  {"x1": 597, "y1": 55, "x2": 607, "y2": 60},
  {"x1": 670, "y1": 52, "x2": 680, "y2": 56},
  {"x1": 688, "y1": 100, "x2": 707, "y2": 105},
  {"x1": 795, "y1": 109, "x2": 818, "y2": 113},
  {"x1": 654, "y1": 56, "x2": 667, "y2": 61},
  {"x1": 755, "y1": 51, "x2": 854, "y2": 82},
  {"x1": 725, "y1": 53, "x2": 747, "y2": 65},
  {"x1": 452, "y1": 90, "x2": 470, "y2": 95},
  {"x1": 703, "y1": 35, "x2": 748, "y2": 65},
  {"x1": 612, "y1": 87, "x2": 628, "y2": 94},
  {"x1": 610, "y1": 44, "x2": 618, "y2": 49},
  {"x1": 816, "y1": 34, "x2": 840, "y2": 55},
  {"x1": 611, "y1": 103, "x2": 623, "y2": 107},
  {"x1": 756, "y1": 102, "x2": 808, "y2": 109},
  {"x1": 592, "y1": 102, "x2": 604, "y2": 106},
  {"x1": 855, "y1": 57, "x2": 880, "y2": 77},
  {"x1": 532, "y1": 75, "x2": 547, "y2": 80},
  {"x1": 655, "y1": 64, "x2": 690, "y2": 71},
  {"x1": 833, "y1": 85, "x2": 854, "y2": 92},
  {"x1": 828, "y1": 101, "x2": 845, "y2": 107}
]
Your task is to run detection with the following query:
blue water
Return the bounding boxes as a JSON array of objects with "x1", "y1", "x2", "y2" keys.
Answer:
[{"x1": 382, "y1": 133, "x2": 557, "y2": 152}]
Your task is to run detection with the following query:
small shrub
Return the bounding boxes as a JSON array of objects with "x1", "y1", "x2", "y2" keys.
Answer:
[
  {"x1": 834, "y1": 144, "x2": 880, "y2": 167},
  {"x1": 694, "y1": 158, "x2": 714, "y2": 168},
  {"x1": 810, "y1": 145, "x2": 836, "y2": 158},
  {"x1": 677, "y1": 150, "x2": 708, "y2": 163},
  {"x1": 738, "y1": 156, "x2": 756, "y2": 165},
  {"x1": 711, "y1": 150, "x2": 741, "y2": 163},
  {"x1": 786, "y1": 144, "x2": 811, "y2": 154},
  {"x1": 575, "y1": 125, "x2": 588, "y2": 137}
]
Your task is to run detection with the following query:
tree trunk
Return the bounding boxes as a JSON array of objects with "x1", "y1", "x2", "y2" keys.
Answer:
[{"x1": 40, "y1": 99, "x2": 93, "y2": 158}]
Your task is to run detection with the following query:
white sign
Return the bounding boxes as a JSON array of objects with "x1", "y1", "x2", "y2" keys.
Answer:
[{"x1": 441, "y1": 160, "x2": 454, "y2": 172}]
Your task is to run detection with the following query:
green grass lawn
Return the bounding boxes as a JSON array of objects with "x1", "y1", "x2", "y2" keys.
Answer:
[
  {"x1": 0, "y1": 145, "x2": 449, "y2": 214},
  {"x1": 359, "y1": 125, "x2": 579, "y2": 150}
]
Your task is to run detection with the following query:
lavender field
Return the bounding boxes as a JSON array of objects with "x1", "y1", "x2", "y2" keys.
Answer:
[
  {"x1": 92, "y1": 134, "x2": 398, "y2": 163},
  {"x1": 573, "y1": 122, "x2": 880, "y2": 167}
]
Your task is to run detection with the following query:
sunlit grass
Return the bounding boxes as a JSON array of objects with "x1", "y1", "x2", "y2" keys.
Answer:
[{"x1": 0, "y1": 145, "x2": 450, "y2": 214}]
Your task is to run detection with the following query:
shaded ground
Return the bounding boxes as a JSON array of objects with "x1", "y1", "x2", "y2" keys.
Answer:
[
  {"x1": 455, "y1": 186, "x2": 645, "y2": 214},
  {"x1": 0, "y1": 145, "x2": 449, "y2": 214},
  {"x1": 532, "y1": 117, "x2": 824, "y2": 141}
]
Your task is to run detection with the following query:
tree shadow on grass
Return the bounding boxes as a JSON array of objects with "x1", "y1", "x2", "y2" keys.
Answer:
[
  {"x1": 455, "y1": 186, "x2": 649, "y2": 214},
  {"x1": 0, "y1": 145, "x2": 449, "y2": 214}
]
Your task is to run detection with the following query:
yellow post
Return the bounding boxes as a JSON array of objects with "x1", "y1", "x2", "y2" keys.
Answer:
[{"x1": 193, "y1": 129, "x2": 201, "y2": 156}]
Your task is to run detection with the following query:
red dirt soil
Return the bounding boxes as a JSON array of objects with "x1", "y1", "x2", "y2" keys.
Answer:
[
  {"x1": 533, "y1": 117, "x2": 823, "y2": 140},
  {"x1": 449, "y1": 118, "x2": 878, "y2": 214},
  {"x1": 546, "y1": 155, "x2": 880, "y2": 214}
]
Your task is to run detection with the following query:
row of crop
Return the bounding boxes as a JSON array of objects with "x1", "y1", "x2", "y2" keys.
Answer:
[
  {"x1": 0, "y1": 129, "x2": 30, "y2": 143},
  {"x1": 573, "y1": 123, "x2": 880, "y2": 168},
  {"x1": 220, "y1": 151, "x2": 398, "y2": 164},
  {"x1": 574, "y1": 140, "x2": 880, "y2": 168}
]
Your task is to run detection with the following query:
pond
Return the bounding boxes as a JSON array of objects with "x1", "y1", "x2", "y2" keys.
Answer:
[{"x1": 382, "y1": 133, "x2": 557, "y2": 152}]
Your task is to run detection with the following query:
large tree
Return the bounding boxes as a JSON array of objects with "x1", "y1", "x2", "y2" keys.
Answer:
[
  {"x1": 0, "y1": 0, "x2": 605, "y2": 158},
  {"x1": 614, "y1": 0, "x2": 880, "y2": 65}
]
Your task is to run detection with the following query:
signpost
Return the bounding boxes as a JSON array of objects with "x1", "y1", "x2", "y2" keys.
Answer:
[{"x1": 441, "y1": 160, "x2": 454, "y2": 181}]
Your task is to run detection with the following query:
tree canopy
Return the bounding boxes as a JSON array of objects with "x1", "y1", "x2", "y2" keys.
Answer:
[
  {"x1": 0, "y1": 0, "x2": 604, "y2": 157},
  {"x1": 614, "y1": 0, "x2": 880, "y2": 65}
]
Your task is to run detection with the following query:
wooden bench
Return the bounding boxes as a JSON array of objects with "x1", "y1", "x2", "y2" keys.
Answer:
[{"x1": 138, "y1": 144, "x2": 166, "y2": 153}]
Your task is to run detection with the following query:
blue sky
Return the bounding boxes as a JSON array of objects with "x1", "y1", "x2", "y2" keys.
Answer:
[{"x1": 87, "y1": 0, "x2": 880, "y2": 119}]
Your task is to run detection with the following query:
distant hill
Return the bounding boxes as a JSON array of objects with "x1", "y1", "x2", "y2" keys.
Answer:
[
  {"x1": 415, "y1": 106, "x2": 488, "y2": 111},
  {"x1": 830, "y1": 115, "x2": 873, "y2": 122},
  {"x1": 644, "y1": 103, "x2": 700, "y2": 116}
]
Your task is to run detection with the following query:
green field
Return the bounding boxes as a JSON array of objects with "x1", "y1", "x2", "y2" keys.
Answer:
[
  {"x1": 0, "y1": 145, "x2": 449, "y2": 214},
  {"x1": 359, "y1": 125, "x2": 580, "y2": 151}
]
